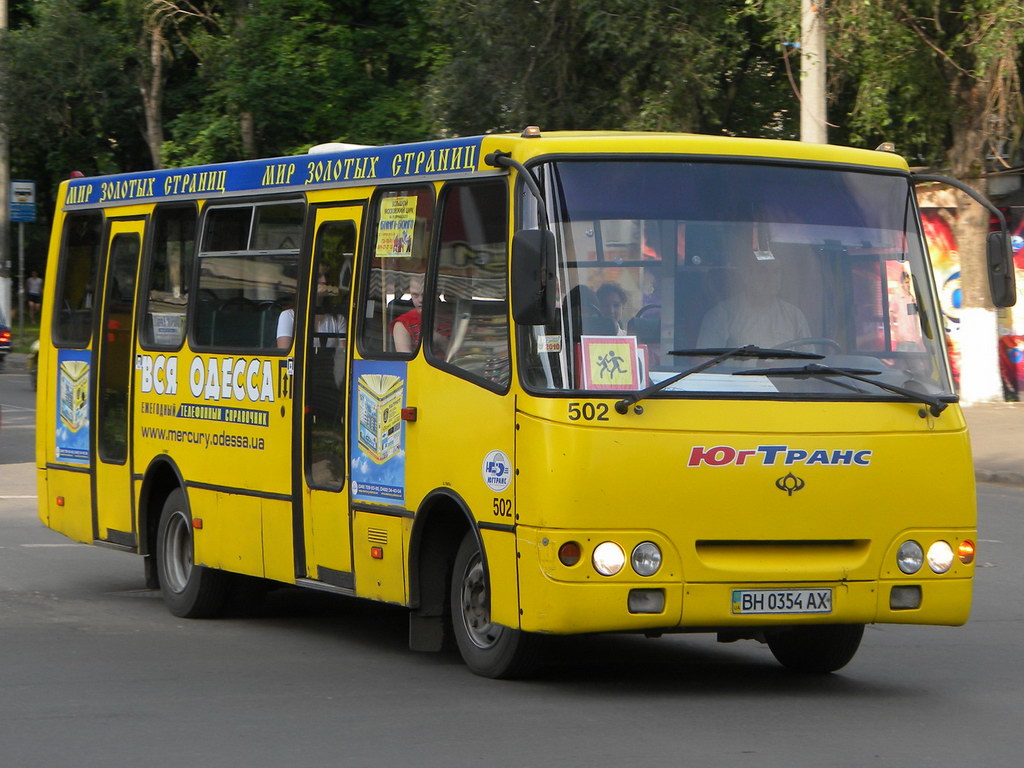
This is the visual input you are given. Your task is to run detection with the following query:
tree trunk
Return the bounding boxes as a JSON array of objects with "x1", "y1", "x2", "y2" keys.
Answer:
[
  {"x1": 140, "y1": 23, "x2": 166, "y2": 169},
  {"x1": 949, "y1": 77, "x2": 1003, "y2": 403},
  {"x1": 240, "y1": 112, "x2": 257, "y2": 158}
]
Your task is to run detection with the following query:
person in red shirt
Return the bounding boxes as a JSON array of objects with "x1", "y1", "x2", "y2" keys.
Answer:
[{"x1": 391, "y1": 274, "x2": 424, "y2": 353}]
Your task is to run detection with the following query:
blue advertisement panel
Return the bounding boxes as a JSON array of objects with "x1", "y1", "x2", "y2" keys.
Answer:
[
  {"x1": 350, "y1": 360, "x2": 407, "y2": 505},
  {"x1": 55, "y1": 349, "x2": 91, "y2": 465},
  {"x1": 62, "y1": 136, "x2": 485, "y2": 210}
]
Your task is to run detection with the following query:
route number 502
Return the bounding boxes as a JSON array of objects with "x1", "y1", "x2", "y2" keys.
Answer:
[{"x1": 568, "y1": 402, "x2": 610, "y2": 422}]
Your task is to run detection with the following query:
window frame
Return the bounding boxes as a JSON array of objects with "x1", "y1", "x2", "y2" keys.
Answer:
[
  {"x1": 355, "y1": 183, "x2": 437, "y2": 360},
  {"x1": 137, "y1": 202, "x2": 198, "y2": 353},
  {"x1": 189, "y1": 197, "x2": 306, "y2": 354},
  {"x1": 424, "y1": 177, "x2": 512, "y2": 395},
  {"x1": 51, "y1": 210, "x2": 105, "y2": 349}
]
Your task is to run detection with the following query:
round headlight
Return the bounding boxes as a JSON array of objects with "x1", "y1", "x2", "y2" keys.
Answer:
[
  {"x1": 927, "y1": 541, "x2": 955, "y2": 574},
  {"x1": 897, "y1": 540, "x2": 924, "y2": 574},
  {"x1": 631, "y1": 541, "x2": 662, "y2": 577},
  {"x1": 592, "y1": 541, "x2": 625, "y2": 576}
]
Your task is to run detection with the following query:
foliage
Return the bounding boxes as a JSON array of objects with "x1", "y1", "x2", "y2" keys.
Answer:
[
  {"x1": 750, "y1": 0, "x2": 1024, "y2": 171},
  {"x1": 2, "y1": 0, "x2": 1024, "y2": 213},
  {"x1": 425, "y1": 0, "x2": 793, "y2": 138},
  {"x1": 0, "y1": 0, "x2": 144, "y2": 187},
  {"x1": 163, "y1": 0, "x2": 433, "y2": 164}
]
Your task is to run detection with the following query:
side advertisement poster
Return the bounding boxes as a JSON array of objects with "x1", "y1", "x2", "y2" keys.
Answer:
[
  {"x1": 351, "y1": 359, "x2": 407, "y2": 505},
  {"x1": 56, "y1": 349, "x2": 90, "y2": 465}
]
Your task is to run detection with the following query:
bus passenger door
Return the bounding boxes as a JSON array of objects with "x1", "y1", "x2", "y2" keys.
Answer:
[
  {"x1": 298, "y1": 205, "x2": 361, "y2": 586},
  {"x1": 93, "y1": 218, "x2": 146, "y2": 546}
]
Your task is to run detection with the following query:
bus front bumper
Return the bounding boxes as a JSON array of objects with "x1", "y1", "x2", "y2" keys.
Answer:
[{"x1": 514, "y1": 527, "x2": 972, "y2": 634}]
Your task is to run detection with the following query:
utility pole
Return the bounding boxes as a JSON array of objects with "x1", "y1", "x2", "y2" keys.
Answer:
[
  {"x1": 800, "y1": 0, "x2": 828, "y2": 144},
  {"x1": 0, "y1": 0, "x2": 10, "y2": 323}
]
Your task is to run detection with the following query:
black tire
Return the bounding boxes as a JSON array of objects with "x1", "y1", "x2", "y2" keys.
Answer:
[
  {"x1": 155, "y1": 488, "x2": 230, "y2": 618},
  {"x1": 765, "y1": 624, "x2": 864, "y2": 674},
  {"x1": 450, "y1": 532, "x2": 543, "y2": 679}
]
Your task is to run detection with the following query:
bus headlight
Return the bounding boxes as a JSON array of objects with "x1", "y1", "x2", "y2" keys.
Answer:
[
  {"x1": 897, "y1": 540, "x2": 924, "y2": 574},
  {"x1": 927, "y1": 541, "x2": 955, "y2": 574},
  {"x1": 592, "y1": 542, "x2": 625, "y2": 576},
  {"x1": 630, "y1": 542, "x2": 662, "y2": 576}
]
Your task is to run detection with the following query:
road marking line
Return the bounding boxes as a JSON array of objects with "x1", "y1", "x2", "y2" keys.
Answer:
[
  {"x1": 21, "y1": 543, "x2": 83, "y2": 548},
  {"x1": 0, "y1": 404, "x2": 36, "y2": 412},
  {"x1": 0, "y1": 495, "x2": 38, "y2": 499}
]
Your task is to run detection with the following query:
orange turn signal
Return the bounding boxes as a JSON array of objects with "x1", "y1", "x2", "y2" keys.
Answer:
[
  {"x1": 558, "y1": 541, "x2": 581, "y2": 566},
  {"x1": 958, "y1": 540, "x2": 975, "y2": 565}
]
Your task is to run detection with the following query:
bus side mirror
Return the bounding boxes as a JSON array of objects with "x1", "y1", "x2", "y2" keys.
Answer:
[
  {"x1": 511, "y1": 229, "x2": 556, "y2": 325},
  {"x1": 987, "y1": 231, "x2": 1017, "y2": 308}
]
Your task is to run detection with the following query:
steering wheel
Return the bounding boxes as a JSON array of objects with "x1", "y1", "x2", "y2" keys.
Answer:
[
  {"x1": 777, "y1": 337, "x2": 842, "y2": 353},
  {"x1": 633, "y1": 303, "x2": 661, "y2": 319}
]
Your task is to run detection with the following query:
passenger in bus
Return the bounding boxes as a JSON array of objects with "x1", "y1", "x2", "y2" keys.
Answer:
[
  {"x1": 566, "y1": 284, "x2": 618, "y2": 338},
  {"x1": 391, "y1": 274, "x2": 425, "y2": 353},
  {"x1": 596, "y1": 282, "x2": 628, "y2": 335},
  {"x1": 276, "y1": 299, "x2": 297, "y2": 349},
  {"x1": 276, "y1": 273, "x2": 347, "y2": 351},
  {"x1": 696, "y1": 253, "x2": 810, "y2": 348},
  {"x1": 312, "y1": 269, "x2": 346, "y2": 347}
]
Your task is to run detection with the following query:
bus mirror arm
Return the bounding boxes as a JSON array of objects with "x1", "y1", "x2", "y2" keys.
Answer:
[
  {"x1": 486, "y1": 151, "x2": 557, "y2": 325},
  {"x1": 912, "y1": 173, "x2": 1017, "y2": 308}
]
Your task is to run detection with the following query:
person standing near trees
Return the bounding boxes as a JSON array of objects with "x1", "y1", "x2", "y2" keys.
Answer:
[{"x1": 26, "y1": 271, "x2": 43, "y2": 324}]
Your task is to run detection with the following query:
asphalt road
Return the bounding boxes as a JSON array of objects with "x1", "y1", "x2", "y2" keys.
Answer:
[{"x1": 2, "y1": 367, "x2": 1023, "y2": 767}]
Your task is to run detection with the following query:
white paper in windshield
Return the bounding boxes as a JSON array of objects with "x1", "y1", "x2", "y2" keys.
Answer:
[{"x1": 648, "y1": 371, "x2": 778, "y2": 393}]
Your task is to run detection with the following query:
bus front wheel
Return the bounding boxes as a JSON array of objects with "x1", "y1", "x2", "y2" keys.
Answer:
[
  {"x1": 450, "y1": 532, "x2": 542, "y2": 679},
  {"x1": 765, "y1": 624, "x2": 864, "y2": 674},
  {"x1": 155, "y1": 488, "x2": 230, "y2": 618}
]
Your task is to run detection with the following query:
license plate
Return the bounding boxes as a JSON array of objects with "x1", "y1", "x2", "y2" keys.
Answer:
[{"x1": 731, "y1": 588, "x2": 833, "y2": 615}]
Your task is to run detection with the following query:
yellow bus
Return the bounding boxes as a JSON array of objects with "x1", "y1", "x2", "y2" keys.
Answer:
[{"x1": 36, "y1": 129, "x2": 1016, "y2": 677}]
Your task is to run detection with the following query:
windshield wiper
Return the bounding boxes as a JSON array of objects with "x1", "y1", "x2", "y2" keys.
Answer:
[
  {"x1": 614, "y1": 345, "x2": 824, "y2": 415},
  {"x1": 735, "y1": 362, "x2": 948, "y2": 417}
]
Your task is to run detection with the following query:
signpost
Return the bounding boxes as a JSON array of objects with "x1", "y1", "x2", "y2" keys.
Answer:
[{"x1": 10, "y1": 180, "x2": 36, "y2": 341}]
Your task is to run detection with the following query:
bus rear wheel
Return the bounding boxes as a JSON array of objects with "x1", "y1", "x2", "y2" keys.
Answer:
[
  {"x1": 155, "y1": 488, "x2": 230, "y2": 618},
  {"x1": 765, "y1": 624, "x2": 864, "y2": 674},
  {"x1": 450, "y1": 532, "x2": 542, "y2": 679}
]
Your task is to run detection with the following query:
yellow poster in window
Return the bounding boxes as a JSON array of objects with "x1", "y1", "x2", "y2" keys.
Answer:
[
  {"x1": 375, "y1": 196, "x2": 417, "y2": 258},
  {"x1": 579, "y1": 335, "x2": 641, "y2": 390}
]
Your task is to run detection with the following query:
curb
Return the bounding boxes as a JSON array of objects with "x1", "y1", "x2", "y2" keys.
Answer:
[{"x1": 975, "y1": 470, "x2": 1024, "y2": 488}]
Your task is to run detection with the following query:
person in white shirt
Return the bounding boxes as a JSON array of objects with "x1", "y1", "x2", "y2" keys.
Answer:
[{"x1": 697, "y1": 253, "x2": 810, "y2": 349}]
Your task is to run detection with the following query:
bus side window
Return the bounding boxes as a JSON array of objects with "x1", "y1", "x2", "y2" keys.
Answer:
[
  {"x1": 358, "y1": 186, "x2": 434, "y2": 356},
  {"x1": 140, "y1": 205, "x2": 196, "y2": 349},
  {"x1": 52, "y1": 211, "x2": 104, "y2": 347},
  {"x1": 192, "y1": 202, "x2": 303, "y2": 351},
  {"x1": 430, "y1": 180, "x2": 510, "y2": 388}
]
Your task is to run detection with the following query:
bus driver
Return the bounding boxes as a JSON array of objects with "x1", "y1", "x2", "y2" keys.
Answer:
[{"x1": 696, "y1": 251, "x2": 810, "y2": 349}]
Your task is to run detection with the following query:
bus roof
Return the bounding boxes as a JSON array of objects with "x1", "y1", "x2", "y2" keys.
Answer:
[{"x1": 61, "y1": 131, "x2": 909, "y2": 211}]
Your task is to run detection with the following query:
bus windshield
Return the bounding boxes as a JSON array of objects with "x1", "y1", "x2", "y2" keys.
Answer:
[{"x1": 520, "y1": 160, "x2": 952, "y2": 401}]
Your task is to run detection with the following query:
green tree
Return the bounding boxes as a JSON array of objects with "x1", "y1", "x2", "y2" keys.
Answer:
[
  {"x1": 163, "y1": 0, "x2": 433, "y2": 165},
  {"x1": 0, "y1": 0, "x2": 146, "y2": 186},
  {"x1": 426, "y1": 0, "x2": 792, "y2": 138}
]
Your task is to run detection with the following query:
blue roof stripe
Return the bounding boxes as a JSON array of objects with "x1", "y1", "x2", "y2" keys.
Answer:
[{"x1": 63, "y1": 136, "x2": 485, "y2": 209}]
